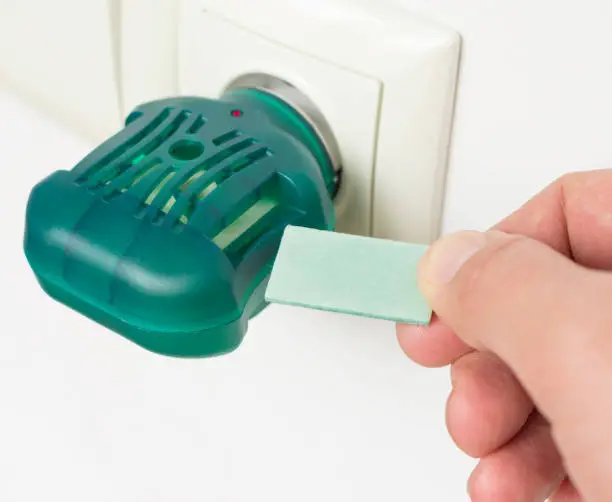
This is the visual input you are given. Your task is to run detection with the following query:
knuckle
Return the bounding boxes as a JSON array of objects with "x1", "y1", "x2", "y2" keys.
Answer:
[
  {"x1": 555, "y1": 170, "x2": 590, "y2": 190},
  {"x1": 555, "y1": 171, "x2": 579, "y2": 188},
  {"x1": 452, "y1": 235, "x2": 534, "y2": 314}
]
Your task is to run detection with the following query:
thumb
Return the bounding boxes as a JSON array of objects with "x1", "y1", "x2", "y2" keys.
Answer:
[{"x1": 419, "y1": 230, "x2": 612, "y2": 501}]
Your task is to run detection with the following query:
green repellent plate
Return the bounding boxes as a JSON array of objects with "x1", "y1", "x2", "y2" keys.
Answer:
[{"x1": 266, "y1": 226, "x2": 432, "y2": 325}]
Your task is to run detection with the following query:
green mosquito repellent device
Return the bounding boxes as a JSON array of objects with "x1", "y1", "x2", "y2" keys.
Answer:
[{"x1": 24, "y1": 78, "x2": 339, "y2": 357}]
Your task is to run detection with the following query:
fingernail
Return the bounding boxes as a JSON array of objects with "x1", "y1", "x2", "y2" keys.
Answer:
[{"x1": 420, "y1": 231, "x2": 488, "y2": 285}]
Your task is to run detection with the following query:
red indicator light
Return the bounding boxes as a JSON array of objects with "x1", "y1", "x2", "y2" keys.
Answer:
[{"x1": 231, "y1": 109, "x2": 243, "y2": 117}]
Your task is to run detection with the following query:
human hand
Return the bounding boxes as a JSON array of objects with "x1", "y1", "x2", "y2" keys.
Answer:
[{"x1": 397, "y1": 170, "x2": 612, "y2": 502}]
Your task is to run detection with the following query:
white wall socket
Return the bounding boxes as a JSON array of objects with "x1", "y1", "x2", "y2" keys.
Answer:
[
  {"x1": 176, "y1": 0, "x2": 461, "y2": 243},
  {"x1": 0, "y1": 0, "x2": 460, "y2": 244}
]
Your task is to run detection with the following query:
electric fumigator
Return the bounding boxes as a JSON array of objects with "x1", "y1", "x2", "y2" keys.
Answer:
[{"x1": 24, "y1": 88, "x2": 338, "y2": 357}]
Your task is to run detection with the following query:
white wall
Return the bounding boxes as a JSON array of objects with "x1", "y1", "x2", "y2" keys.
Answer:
[
  {"x1": 0, "y1": 0, "x2": 123, "y2": 139},
  {"x1": 393, "y1": 0, "x2": 612, "y2": 232},
  {"x1": 3, "y1": 1, "x2": 612, "y2": 501}
]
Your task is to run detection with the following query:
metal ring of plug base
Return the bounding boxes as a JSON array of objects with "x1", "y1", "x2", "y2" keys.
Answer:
[{"x1": 224, "y1": 73, "x2": 343, "y2": 178}]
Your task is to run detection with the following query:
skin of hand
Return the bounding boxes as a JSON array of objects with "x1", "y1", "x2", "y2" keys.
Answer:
[{"x1": 397, "y1": 170, "x2": 612, "y2": 502}]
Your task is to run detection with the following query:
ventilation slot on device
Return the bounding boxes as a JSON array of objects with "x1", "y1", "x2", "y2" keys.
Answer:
[
  {"x1": 213, "y1": 129, "x2": 242, "y2": 146},
  {"x1": 79, "y1": 109, "x2": 190, "y2": 189},
  {"x1": 186, "y1": 114, "x2": 206, "y2": 134},
  {"x1": 75, "y1": 108, "x2": 172, "y2": 184},
  {"x1": 211, "y1": 176, "x2": 282, "y2": 263},
  {"x1": 173, "y1": 147, "x2": 272, "y2": 227}
]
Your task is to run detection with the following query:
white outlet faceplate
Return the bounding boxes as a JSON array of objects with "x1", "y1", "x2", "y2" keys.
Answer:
[{"x1": 178, "y1": 0, "x2": 461, "y2": 243}]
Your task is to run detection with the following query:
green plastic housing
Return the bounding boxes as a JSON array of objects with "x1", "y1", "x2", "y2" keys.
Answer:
[{"x1": 24, "y1": 92, "x2": 335, "y2": 357}]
